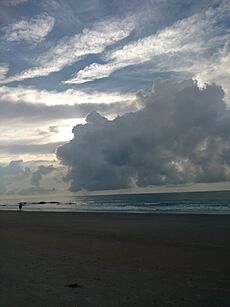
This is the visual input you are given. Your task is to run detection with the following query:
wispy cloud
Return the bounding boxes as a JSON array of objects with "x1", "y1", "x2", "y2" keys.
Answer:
[
  {"x1": 1, "y1": 0, "x2": 28, "y2": 6},
  {"x1": 64, "y1": 2, "x2": 229, "y2": 94},
  {"x1": 0, "y1": 141, "x2": 64, "y2": 155},
  {"x1": 193, "y1": 42, "x2": 230, "y2": 99},
  {"x1": 0, "y1": 64, "x2": 9, "y2": 80},
  {"x1": 3, "y1": 13, "x2": 55, "y2": 43},
  {"x1": 0, "y1": 85, "x2": 135, "y2": 106},
  {"x1": 1, "y1": 17, "x2": 134, "y2": 84},
  {"x1": 0, "y1": 98, "x2": 136, "y2": 122}
]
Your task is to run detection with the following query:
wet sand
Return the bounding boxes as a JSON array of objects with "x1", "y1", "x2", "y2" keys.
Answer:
[{"x1": 0, "y1": 212, "x2": 229, "y2": 306}]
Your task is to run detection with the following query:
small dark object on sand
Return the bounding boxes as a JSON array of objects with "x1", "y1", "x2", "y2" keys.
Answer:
[{"x1": 65, "y1": 283, "x2": 82, "y2": 288}]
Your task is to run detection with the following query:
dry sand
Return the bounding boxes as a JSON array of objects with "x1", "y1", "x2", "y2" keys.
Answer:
[{"x1": 0, "y1": 212, "x2": 229, "y2": 306}]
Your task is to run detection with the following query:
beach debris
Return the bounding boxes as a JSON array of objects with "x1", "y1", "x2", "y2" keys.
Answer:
[{"x1": 65, "y1": 283, "x2": 83, "y2": 288}]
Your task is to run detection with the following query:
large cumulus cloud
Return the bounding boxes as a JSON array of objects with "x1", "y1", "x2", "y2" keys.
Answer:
[
  {"x1": 0, "y1": 160, "x2": 66, "y2": 195},
  {"x1": 57, "y1": 79, "x2": 230, "y2": 192},
  {"x1": 0, "y1": 160, "x2": 30, "y2": 193},
  {"x1": 31, "y1": 165, "x2": 55, "y2": 186}
]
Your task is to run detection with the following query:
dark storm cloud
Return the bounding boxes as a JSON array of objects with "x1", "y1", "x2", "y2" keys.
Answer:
[
  {"x1": 31, "y1": 165, "x2": 55, "y2": 186},
  {"x1": 0, "y1": 100, "x2": 136, "y2": 122},
  {"x1": 57, "y1": 79, "x2": 230, "y2": 192}
]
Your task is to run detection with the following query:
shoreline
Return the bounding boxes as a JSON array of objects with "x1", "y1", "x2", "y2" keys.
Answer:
[
  {"x1": 1, "y1": 208, "x2": 230, "y2": 215},
  {"x1": 0, "y1": 211, "x2": 229, "y2": 306}
]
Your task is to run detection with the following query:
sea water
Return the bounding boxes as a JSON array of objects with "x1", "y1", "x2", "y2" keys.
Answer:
[{"x1": 0, "y1": 190, "x2": 230, "y2": 214}]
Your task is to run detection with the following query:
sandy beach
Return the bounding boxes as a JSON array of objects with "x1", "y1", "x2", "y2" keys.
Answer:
[{"x1": 0, "y1": 212, "x2": 229, "y2": 307}]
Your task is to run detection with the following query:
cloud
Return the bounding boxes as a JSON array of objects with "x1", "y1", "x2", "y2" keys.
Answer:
[
  {"x1": 31, "y1": 165, "x2": 55, "y2": 186},
  {"x1": 17, "y1": 186, "x2": 56, "y2": 195},
  {"x1": 0, "y1": 83, "x2": 136, "y2": 164},
  {"x1": 0, "y1": 160, "x2": 30, "y2": 193},
  {"x1": 0, "y1": 97, "x2": 136, "y2": 122},
  {"x1": 2, "y1": 0, "x2": 28, "y2": 6},
  {"x1": 0, "y1": 91, "x2": 135, "y2": 163},
  {"x1": 0, "y1": 64, "x2": 9, "y2": 80},
  {"x1": 49, "y1": 125, "x2": 59, "y2": 133},
  {"x1": 3, "y1": 14, "x2": 55, "y2": 43},
  {"x1": 63, "y1": 2, "x2": 230, "y2": 99},
  {"x1": 0, "y1": 85, "x2": 135, "y2": 106},
  {"x1": 193, "y1": 42, "x2": 230, "y2": 101},
  {"x1": 0, "y1": 141, "x2": 64, "y2": 155},
  {"x1": 0, "y1": 159, "x2": 68, "y2": 195},
  {"x1": 1, "y1": 17, "x2": 134, "y2": 83},
  {"x1": 57, "y1": 79, "x2": 230, "y2": 192},
  {"x1": 0, "y1": 160, "x2": 26, "y2": 176}
]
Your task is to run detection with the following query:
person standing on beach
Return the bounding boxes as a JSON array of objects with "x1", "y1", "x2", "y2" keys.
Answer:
[{"x1": 19, "y1": 202, "x2": 23, "y2": 211}]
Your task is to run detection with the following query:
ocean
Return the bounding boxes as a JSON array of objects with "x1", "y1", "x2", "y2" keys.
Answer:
[{"x1": 0, "y1": 190, "x2": 230, "y2": 214}]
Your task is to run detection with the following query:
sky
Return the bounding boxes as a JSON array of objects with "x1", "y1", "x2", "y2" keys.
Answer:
[{"x1": 0, "y1": 0, "x2": 229, "y2": 197}]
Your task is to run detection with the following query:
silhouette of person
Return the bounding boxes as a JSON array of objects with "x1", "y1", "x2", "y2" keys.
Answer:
[{"x1": 19, "y1": 202, "x2": 23, "y2": 211}]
